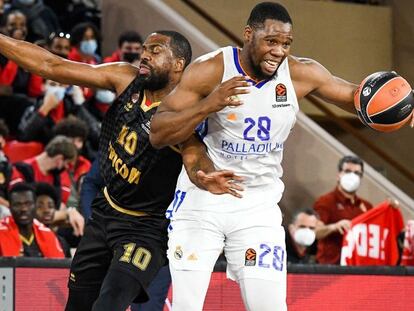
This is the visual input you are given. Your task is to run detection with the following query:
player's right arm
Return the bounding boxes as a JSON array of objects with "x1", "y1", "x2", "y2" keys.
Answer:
[
  {"x1": 150, "y1": 53, "x2": 251, "y2": 149},
  {"x1": 180, "y1": 135, "x2": 244, "y2": 198},
  {"x1": 0, "y1": 34, "x2": 137, "y2": 95}
]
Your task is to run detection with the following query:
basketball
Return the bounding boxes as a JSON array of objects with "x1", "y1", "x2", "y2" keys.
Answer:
[{"x1": 354, "y1": 71, "x2": 414, "y2": 132}]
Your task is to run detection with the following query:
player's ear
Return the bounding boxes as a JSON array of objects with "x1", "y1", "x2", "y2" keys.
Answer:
[
  {"x1": 173, "y1": 57, "x2": 185, "y2": 73},
  {"x1": 243, "y1": 25, "x2": 253, "y2": 42}
]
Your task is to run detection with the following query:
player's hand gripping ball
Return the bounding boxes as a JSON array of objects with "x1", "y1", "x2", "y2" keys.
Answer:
[{"x1": 354, "y1": 71, "x2": 414, "y2": 132}]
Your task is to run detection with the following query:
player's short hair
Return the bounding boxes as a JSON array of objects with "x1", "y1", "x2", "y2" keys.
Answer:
[
  {"x1": 155, "y1": 30, "x2": 192, "y2": 68},
  {"x1": 118, "y1": 30, "x2": 143, "y2": 47},
  {"x1": 247, "y1": 2, "x2": 292, "y2": 29},
  {"x1": 291, "y1": 207, "x2": 319, "y2": 224},
  {"x1": 35, "y1": 182, "x2": 59, "y2": 209},
  {"x1": 45, "y1": 135, "x2": 77, "y2": 160},
  {"x1": 0, "y1": 119, "x2": 9, "y2": 138},
  {"x1": 337, "y1": 155, "x2": 364, "y2": 174},
  {"x1": 53, "y1": 116, "x2": 89, "y2": 141}
]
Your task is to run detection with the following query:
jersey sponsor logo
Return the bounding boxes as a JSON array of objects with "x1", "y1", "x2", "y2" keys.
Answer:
[
  {"x1": 245, "y1": 248, "x2": 257, "y2": 266},
  {"x1": 108, "y1": 142, "x2": 141, "y2": 184},
  {"x1": 275, "y1": 83, "x2": 287, "y2": 102},
  {"x1": 220, "y1": 139, "x2": 284, "y2": 158}
]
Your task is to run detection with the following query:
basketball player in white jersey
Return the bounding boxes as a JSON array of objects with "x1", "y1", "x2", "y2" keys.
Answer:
[{"x1": 150, "y1": 2, "x2": 412, "y2": 311}]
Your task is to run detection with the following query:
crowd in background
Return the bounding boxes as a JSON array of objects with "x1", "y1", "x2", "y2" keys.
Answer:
[{"x1": 0, "y1": 0, "x2": 412, "y2": 267}]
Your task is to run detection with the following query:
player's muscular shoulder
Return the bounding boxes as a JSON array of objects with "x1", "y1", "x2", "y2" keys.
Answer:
[
  {"x1": 183, "y1": 51, "x2": 224, "y2": 97},
  {"x1": 104, "y1": 62, "x2": 139, "y2": 95},
  {"x1": 289, "y1": 56, "x2": 330, "y2": 100}
]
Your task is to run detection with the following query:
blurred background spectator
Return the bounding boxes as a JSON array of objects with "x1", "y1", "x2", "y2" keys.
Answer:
[
  {"x1": 9, "y1": 135, "x2": 77, "y2": 206},
  {"x1": 314, "y1": 155, "x2": 373, "y2": 264},
  {"x1": 0, "y1": 119, "x2": 11, "y2": 216},
  {"x1": 104, "y1": 30, "x2": 142, "y2": 65},
  {"x1": 285, "y1": 208, "x2": 319, "y2": 264},
  {"x1": 0, "y1": 9, "x2": 43, "y2": 135},
  {"x1": 34, "y1": 182, "x2": 71, "y2": 257},
  {"x1": 7, "y1": 0, "x2": 60, "y2": 43},
  {"x1": 0, "y1": 182, "x2": 65, "y2": 258}
]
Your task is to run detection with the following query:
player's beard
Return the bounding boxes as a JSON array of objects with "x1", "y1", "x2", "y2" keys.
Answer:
[
  {"x1": 138, "y1": 61, "x2": 170, "y2": 91},
  {"x1": 248, "y1": 36, "x2": 278, "y2": 81}
]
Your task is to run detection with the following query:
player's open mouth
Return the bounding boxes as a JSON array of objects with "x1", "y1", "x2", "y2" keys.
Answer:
[{"x1": 263, "y1": 60, "x2": 278, "y2": 73}]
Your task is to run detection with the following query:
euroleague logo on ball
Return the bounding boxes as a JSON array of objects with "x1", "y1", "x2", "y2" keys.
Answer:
[{"x1": 362, "y1": 86, "x2": 371, "y2": 97}]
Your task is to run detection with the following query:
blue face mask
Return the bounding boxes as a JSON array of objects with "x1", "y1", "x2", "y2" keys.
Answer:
[
  {"x1": 95, "y1": 89, "x2": 116, "y2": 104},
  {"x1": 80, "y1": 39, "x2": 97, "y2": 55}
]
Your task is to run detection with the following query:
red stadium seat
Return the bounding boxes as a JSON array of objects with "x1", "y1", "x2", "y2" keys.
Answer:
[{"x1": 4, "y1": 140, "x2": 44, "y2": 163}]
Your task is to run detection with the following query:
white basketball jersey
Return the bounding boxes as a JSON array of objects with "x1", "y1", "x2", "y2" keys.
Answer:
[{"x1": 172, "y1": 46, "x2": 298, "y2": 212}]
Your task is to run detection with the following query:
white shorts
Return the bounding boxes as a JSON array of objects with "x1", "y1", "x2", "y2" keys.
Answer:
[{"x1": 167, "y1": 195, "x2": 286, "y2": 283}]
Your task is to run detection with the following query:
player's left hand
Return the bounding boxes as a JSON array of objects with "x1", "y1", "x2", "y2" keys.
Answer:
[
  {"x1": 196, "y1": 169, "x2": 245, "y2": 198},
  {"x1": 410, "y1": 111, "x2": 414, "y2": 128}
]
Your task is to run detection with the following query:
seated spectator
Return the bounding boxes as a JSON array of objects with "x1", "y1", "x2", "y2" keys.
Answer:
[
  {"x1": 47, "y1": 30, "x2": 71, "y2": 58},
  {"x1": 285, "y1": 208, "x2": 318, "y2": 264},
  {"x1": 314, "y1": 155, "x2": 373, "y2": 264},
  {"x1": 17, "y1": 80, "x2": 85, "y2": 144},
  {"x1": 0, "y1": 182, "x2": 65, "y2": 258},
  {"x1": 0, "y1": 119, "x2": 12, "y2": 216},
  {"x1": 8, "y1": 0, "x2": 60, "y2": 42},
  {"x1": 9, "y1": 135, "x2": 77, "y2": 206},
  {"x1": 104, "y1": 30, "x2": 143, "y2": 65},
  {"x1": 34, "y1": 182, "x2": 71, "y2": 257},
  {"x1": 0, "y1": 9, "x2": 43, "y2": 135},
  {"x1": 52, "y1": 116, "x2": 92, "y2": 181},
  {"x1": 68, "y1": 21, "x2": 101, "y2": 64}
]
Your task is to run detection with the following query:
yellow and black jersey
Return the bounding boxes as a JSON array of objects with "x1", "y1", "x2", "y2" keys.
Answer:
[{"x1": 99, "y1": 77, "x2": 182, "y2": 217}]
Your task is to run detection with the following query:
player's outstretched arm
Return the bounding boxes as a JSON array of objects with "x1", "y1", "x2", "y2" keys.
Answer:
[
  {"x1": 291, "y1": 57, "x2": 358, "y2": 113},
  {"x1": 0, "y1": 34, "x2": 137, "y2": 94},
  {"x1": 181, "y1": 135, "x2": 244, "y2": 198},
  {"x1": 150, "y1": 53, "x2": 250, "y2": 149}
]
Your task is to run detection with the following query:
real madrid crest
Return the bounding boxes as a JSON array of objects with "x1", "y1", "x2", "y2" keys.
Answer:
[{"x1": 174, "y1": 246, "x2": 183, "y2": 260}]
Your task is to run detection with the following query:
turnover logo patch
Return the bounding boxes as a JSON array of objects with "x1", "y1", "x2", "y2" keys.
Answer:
[
  {"x1": 275, "y1": 83, "x2": 287, "y2": 102},
  {"x1": 244, "y1": 248, "x2": 257, "y2": 266}
]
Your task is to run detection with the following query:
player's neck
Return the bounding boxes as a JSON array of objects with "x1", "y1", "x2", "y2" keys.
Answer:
[{"x1": 239, "y1": 48, "x2": 259, "y2": 81}]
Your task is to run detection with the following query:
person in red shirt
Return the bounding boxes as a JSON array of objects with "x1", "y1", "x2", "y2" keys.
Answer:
[
  {"x1": 0, "y1": 182, "x2": 65, "y2": 258},
  {"x1": 9, "y1": 135, "x2": 77, "y2": 206},
  {"x1": 314, "y1": 155, "x2": 373, "y2": 264},
  {"x1": 104, "y1": 30, "x2": 143, "y2": 65}
]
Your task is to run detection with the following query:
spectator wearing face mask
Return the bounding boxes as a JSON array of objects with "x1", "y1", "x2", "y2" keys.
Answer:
[
  {"x1": 68, "y1": 21, "x2": 101, "y2": 65},
  {"x1": 8, "y1": 0, "x2": 60, "y2": 43},
  {"x1": 17, "y1": 79, "x2": 86, "y2": 144},
  {"x1": 285, "y1": 208, "x2": 319, "y2": 264},
  {"x1": 104, "y1": 30, "x2": 143, "y2": 65},
  {"x1": 314, "y1": 155, "x2": 373, "y2": 264}
]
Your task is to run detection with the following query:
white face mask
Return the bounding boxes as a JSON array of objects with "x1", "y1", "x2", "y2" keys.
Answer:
[
  {"x1": 293, "y1": 228, "x2": 316, "y2": 247},
  {"x1": 95, "y1": 89, "x2": 116, "y2": 104},
  {"x1": 339, "y1": 172, "x2": 361, "y2": 193},
  {"x1": 45, "y1": 85, "x2": 66, "y2": 101}
]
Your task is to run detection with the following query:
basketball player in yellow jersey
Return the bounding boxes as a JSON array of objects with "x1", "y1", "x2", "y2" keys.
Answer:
[{"x1": 149, "y1": 2, "x2": 413, "y2": 311}]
